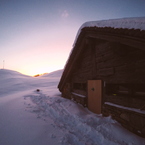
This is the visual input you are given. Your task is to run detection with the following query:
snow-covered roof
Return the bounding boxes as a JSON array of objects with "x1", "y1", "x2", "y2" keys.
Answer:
[
  {"x1": 74, "y1": 17, "x2": 145, "y2": 46},
  {"x1": 80, "y1": 17, "x2": 145, "y2": 30},
  {"x1": 59, "y1": 17, "x2": 145, "y2": 91}
]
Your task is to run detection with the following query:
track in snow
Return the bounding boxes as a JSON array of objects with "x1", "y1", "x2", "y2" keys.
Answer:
[{"x1": 24, "y1": 91, "x2": 141, "y2": 145}]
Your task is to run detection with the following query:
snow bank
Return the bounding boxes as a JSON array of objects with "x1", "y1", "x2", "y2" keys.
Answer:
[
  {"x1": 0, "y1": 69, "x2": 62, "y2": 96},
  {"x1": 0, "y1": 69, "x2": 34, "y2": 95},
  {"x1": 0, "y1": 69, "x2": 31, "y2": 79}
]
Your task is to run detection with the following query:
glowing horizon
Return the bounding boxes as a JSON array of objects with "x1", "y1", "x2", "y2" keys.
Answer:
[
  {"x1": 1, "y1": 0, "x2": 145, "y2": 76},
  {"x1": 19, "y1": 65, "x2": 64, "y2": 76}
]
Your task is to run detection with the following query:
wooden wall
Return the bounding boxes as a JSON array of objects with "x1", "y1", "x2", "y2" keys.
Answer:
[
  {"x1": 95, "y1": 41, "x2": 145, "y2": 84},
  {"x1": 67, "y1": 38, "x2": 145, "y2": 137},
  {"x1": 70, "y1": 38, "x2": 145, "y2": 96}
]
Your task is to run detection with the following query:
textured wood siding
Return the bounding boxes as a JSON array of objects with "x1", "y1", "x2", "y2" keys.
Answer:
[
  {"x1": 71, "y1": 39, "x2": 145, "y2": 84},
  {"x1": 95, "y1": 41, "x2": 145, "y2": 84},
  {"x1": 71, "y1": 44, "x2": 93, "y2": 83}
]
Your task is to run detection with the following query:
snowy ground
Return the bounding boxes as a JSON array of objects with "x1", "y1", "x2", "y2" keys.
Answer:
[{"x1": 0, "y1": 69, "x2": 145, "y2": 145}]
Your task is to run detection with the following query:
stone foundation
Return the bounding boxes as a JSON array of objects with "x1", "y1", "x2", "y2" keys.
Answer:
[{"x1": 103, "y1": 103, "x2": 145, "y2": 137}]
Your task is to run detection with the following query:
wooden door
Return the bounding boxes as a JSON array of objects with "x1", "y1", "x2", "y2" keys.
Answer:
[{"x1": 88, "y1": 80, "x2": 102, "y2": 114}]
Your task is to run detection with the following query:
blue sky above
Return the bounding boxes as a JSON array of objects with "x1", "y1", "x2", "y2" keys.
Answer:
[{"x1": 0, "y1": 0, "x2": 145, "y2": 75}]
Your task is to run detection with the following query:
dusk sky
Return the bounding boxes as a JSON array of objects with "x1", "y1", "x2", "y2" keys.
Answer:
[{"x1": 1, "y1": 0, "x2": 145, "y2": 76}]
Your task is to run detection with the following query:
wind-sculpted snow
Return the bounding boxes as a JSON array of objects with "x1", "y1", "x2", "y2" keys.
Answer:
[
  {"x1": 0, "y1": 69, "x2": 30, "y2": 78},
  {"x1": 0, "y1": 69, "x2": 62, "y2": 96},
  {"x1": 24, "y1": 90, "x2": 145, "y2": 145}
]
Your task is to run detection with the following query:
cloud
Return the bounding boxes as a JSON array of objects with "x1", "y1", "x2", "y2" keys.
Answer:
[{"x1": 61, "y1": 10, "x2": 69, "y2": 18}]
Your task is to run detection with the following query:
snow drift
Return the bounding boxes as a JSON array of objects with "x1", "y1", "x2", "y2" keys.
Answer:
[{"x1": 0, "y1": 69, "x2": 145, "y2": 145}]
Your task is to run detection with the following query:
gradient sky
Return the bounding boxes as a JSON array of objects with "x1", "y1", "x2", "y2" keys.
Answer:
[{"x1": 0, "y1": 0, "x2": 145, "y2": 76}]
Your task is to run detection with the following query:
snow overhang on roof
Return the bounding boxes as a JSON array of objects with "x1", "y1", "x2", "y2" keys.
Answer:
[{"x1": 73, "y1": 17, "x2": 145, "y2": 46}]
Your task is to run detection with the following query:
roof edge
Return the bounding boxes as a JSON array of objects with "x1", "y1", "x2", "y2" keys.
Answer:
[{"x1": 73, "y1": 17, "x2": 145, "y2": 47}]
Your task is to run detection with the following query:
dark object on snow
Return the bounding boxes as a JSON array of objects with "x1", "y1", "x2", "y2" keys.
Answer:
[{"x1": 36, "y1": 89, "x2": 40, "y2": 92}]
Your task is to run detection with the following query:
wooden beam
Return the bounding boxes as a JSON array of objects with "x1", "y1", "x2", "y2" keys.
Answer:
[{"x1": 87, "y1": 33, "x2": 145, "y2": 50}]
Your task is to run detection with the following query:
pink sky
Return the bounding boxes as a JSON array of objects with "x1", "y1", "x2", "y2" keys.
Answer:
[{"x1": 1, "y1": 0, "x2": 145, "y2": 76}]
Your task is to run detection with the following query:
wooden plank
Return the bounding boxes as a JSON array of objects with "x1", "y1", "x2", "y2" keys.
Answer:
[{"x1": 88, "y1": 33, "x2": 145, "y2": 50}]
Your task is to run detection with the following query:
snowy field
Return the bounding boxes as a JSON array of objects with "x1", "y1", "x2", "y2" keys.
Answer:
[{"x1": 0, "y1": 69, "x2": 145, "y2": 145}]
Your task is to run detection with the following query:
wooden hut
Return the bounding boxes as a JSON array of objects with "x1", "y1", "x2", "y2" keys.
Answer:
[{"x1": 58, "y1": 18, "x2": 145, "y2": 137}]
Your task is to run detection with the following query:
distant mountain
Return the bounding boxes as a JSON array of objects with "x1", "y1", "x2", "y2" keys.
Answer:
[{"x1": 40, "y1": 69, "x2": 63, "y2": 78}]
